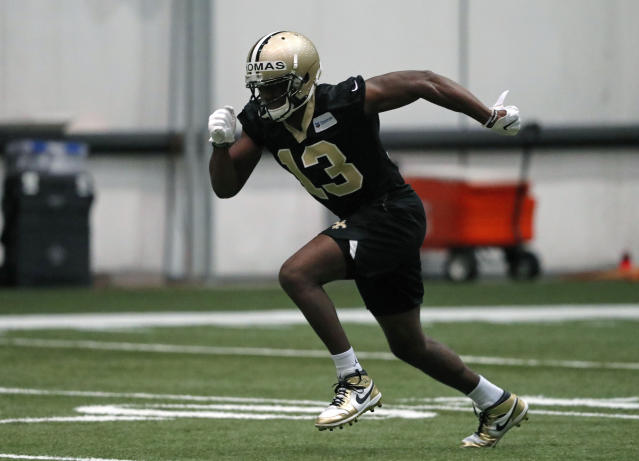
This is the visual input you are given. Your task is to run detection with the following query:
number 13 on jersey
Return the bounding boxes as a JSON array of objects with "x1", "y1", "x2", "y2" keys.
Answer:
[{"x1": 277, "y1": 140, "x2": 364, "y2": 200}]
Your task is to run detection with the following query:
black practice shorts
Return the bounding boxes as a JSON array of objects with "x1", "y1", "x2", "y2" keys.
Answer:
[{"x1": 321, "y1": 184, "x2": 426, "y2": 316}]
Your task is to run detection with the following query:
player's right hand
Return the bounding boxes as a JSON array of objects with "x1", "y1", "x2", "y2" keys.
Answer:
[
  {"x1": 208, "y1": 105, "x2": 236, "y2": 147},
  {"x1": 483, "y1": 90, "x2": 520, "y2": 136}
]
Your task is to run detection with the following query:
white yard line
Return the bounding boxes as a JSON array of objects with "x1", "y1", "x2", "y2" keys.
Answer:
[
  {"x1": 0, "y1": 416, "x2": 161, "y2": 424},
  {"x1": 0, "y1": 454, "x2": 136, "y2": 461},
  {"x1": 0, "y1": 387, "x2": 328, "y2": 406},
  {"x1": 529, "y1": 410, "x2": 639, "y2": 420},
  {"x1": 73, "y1": 404, "x2": 435, "y2": 421},
  {"x1": 6, "y1": 387, "x2": 638, "y2": 410},
  {"x1": 397, "y1": 395, "x2": 639, "y2": 410},
  {"x1": 2, "y1": 337, "x2": 639, "y2": 371},
  {"x1": 1, "y1": 304, "x2": 639, "y2": 330},
  {"x1": 0, "y1": 387, "x2": 637, "y2": 424}
]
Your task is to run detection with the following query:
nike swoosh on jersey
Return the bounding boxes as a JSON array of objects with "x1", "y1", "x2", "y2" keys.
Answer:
[
  {"x1": 355, "y1": 383, "x2": 374, "y2": 404},
  {"x1": 352, "y1": 80, "x2": 358, "y2": 92}
]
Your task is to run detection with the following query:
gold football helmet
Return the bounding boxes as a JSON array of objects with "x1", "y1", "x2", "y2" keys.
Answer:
[{"x1": 245, "y1": 31, "x2": 321, "y2": 121}]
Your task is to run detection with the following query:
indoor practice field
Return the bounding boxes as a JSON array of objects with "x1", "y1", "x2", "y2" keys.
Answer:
[{"x1": 1, "y1": 280, "x2": 638, "y2": 461}]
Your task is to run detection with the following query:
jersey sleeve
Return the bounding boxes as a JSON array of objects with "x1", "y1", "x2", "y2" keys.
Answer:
[
  {"x1": 237, "y1": 101, "x2": 266, "y2": 146},
  {"x1": 322, "y1": 75, "x2": 366, "y2": 115}
]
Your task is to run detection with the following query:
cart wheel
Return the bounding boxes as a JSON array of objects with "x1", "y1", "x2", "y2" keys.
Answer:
[
  {"x1": 444, "y1": 249, "x2": 478, "y2": 282},
  {"x1": 506, "y1": 249, "x2": 540, "y2": 280}
]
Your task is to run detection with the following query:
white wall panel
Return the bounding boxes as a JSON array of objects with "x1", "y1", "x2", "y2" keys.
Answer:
[
  {"x1": 0, "y1": 0, "x2": 172, "y2": 130},
  {"x1": 89, "y1": 156, "x2": 168, "y2": 272},
  {"x1": 529, "y1": 151, "x2": 639, "y2": 271},
  {"x1": 468, "y1": 0, "x2": 639, "y2": 125}
]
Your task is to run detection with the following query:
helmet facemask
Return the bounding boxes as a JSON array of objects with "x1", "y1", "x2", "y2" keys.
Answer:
[{"x1": 248, "y1": 73, "x2": 306, "y2": 122}]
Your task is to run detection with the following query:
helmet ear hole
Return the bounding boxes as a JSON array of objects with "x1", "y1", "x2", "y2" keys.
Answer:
[{"x1": 303, "y1": 73, "x2": 310, "y2": 83}]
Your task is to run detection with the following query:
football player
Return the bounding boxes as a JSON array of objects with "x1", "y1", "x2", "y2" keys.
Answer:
[{"x1": 208, "y1": 31, "x2": 527, "y2": 447}]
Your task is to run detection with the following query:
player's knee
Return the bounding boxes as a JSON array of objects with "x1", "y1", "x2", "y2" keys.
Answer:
[{"x1": 278, "y1": 260, "x2": 308, "y2": 293}]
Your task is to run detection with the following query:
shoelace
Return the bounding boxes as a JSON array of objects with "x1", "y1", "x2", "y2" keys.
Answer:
[
  {"x1": 471, "y1": 392, "x2": 511, "y2": 435},
  {"x1": 472, "y1": 404, "x2": 489, "y2": 434},
  {"x1": 330, "y1": 373, "x2": 366, "y2": 407}
]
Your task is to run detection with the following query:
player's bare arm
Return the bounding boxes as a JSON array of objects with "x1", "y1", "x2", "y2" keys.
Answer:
[
  {"x1": 364, "y1": 70, "x2": 520, "y2": 134},
  {"x1": 208, "y1": 107, "x2": 262, "y2": 198},
  {"x1": 208, "y1": 132, "x2": 261, "y2": 198},
  {"x1": 364, "y1": 70, "x2": 490, "y2": 121}
]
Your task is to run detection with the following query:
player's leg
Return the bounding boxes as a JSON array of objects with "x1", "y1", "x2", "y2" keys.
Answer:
[
  {"x1": 373, "y1": 306, "x2": 479, "y2": 393},
  {"x1": 375, "y1": 308, "x2": 528, "y2": 446},
  {"x1": 357, "y1": 251, "x2": 527, "y2": 448},
  {"x1": 371, "y1": 301, "x2": 528, "y2": 447},
  {"x1": 279, "y1": 234, "x2": 381, "y2": 430},
  {"x1": 278, "y1": 233, "x2": 351, "y2": 355}
]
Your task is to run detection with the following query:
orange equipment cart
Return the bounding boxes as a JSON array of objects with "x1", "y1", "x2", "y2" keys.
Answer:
[{"x1": 405, "y1": 176, "x2": 540, "y2": 281}]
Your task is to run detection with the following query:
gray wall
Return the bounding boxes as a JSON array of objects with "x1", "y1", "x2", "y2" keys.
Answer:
[{"x1": 1, "y1": 0, "x2": 638, "y2": 277}]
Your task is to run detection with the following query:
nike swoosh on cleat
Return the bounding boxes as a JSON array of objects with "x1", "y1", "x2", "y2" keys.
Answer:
[
  {"x1": 494, "y1": 398, "x2": 518, "y2": 431},
  {"x1": 355, "y1": 384, "x2": 374, "y2": 404},
  {"x1": 503, "y1": 120, "x2": 517, "y2": 130}
]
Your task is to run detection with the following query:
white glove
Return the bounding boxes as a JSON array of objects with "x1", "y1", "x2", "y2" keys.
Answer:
[
  {"x1": 483, "y1": 90, "x2": 520, "y2": 136},
  {"x1": 208, "y1": 105, "x2": 236, "y2": 147}
]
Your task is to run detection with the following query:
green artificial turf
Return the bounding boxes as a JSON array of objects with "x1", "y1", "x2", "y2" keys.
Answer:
[{"x1": 1, "y1": 280, "x2": 638, "y2": 460}]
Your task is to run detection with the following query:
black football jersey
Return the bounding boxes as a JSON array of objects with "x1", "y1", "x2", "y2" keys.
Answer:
[{"x1": 237, "y1": 75, "x2": 405, "y2": 218}]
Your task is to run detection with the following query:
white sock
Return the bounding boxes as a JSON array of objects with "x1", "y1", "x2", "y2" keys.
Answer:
[
  {"x1": 331, "y1": 347, "x2": 363, "y2": 379},
  {"x1": 467, "y1": 375, "x2": 505, "y2": 410}
]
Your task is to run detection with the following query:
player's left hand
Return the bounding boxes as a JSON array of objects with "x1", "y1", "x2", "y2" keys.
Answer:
[{"x1": 484, "y1": 90, "x2": 520, "y2": 136}]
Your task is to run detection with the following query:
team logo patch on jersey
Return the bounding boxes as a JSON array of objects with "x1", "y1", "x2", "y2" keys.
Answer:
[
  {"x1": 331, "y1": 220, "x2": 347, "y2": 229},
  {"x1": 313, "y1": 112, "x2": 337, "y2": 133}
]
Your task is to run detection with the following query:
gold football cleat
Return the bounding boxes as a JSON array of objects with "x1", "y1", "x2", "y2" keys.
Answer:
[
  {"x1": 315, "y1": 370, "x2": 382, "y2": 431},
  {"x1": 461, "y1": 392, "x2": 529, "y2": 448}
]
